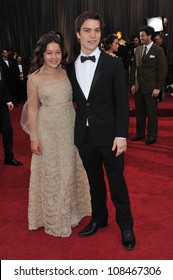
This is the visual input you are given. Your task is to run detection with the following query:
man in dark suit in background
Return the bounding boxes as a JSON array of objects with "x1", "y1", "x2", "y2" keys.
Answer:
[
  {"x1": 1, "y1": 48, "x2": 20, "y2": 106},
  {"x1": 0, "y1": 61, "x2": 23, "y2": 166},
  {"x1": 130, "y1": 26, "x2": 167, "y2": 145},
  {"x1": 67, "y1": 11, "x2": 135, "y2": 250}
]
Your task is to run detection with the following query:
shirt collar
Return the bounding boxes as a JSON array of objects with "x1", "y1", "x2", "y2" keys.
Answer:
[
  {"x1": 145, "y1": 41, "x2": 153, "y2": 51},
  {"x1": 80, "y1": 47, "x2": 101, "y2": 60}
]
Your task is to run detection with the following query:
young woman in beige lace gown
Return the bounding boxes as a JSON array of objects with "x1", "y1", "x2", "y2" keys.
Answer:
[{"x1": 22, "y1": 32, "x2": 91, "y2": 237}]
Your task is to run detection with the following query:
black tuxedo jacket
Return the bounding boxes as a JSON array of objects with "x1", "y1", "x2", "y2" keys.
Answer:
[
  {"x1": 67, "y1": 51, "x2": 129, "y2": 146},
  {"x1": 0, "y1": 63, "x2": 12, "y2": 109},
  {"x1": 0, "y1": 57, "x2": 20, "y2": 85}
]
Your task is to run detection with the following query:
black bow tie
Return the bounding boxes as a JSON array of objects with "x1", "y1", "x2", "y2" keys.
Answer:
[{"x1": 81, "y1": 55, "x2": 96, "y2": 63}]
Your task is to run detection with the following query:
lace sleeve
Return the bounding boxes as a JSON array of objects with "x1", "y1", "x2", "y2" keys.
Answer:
[{"x1": 20, "y1": 75, "x2": 40, "y2": 141}]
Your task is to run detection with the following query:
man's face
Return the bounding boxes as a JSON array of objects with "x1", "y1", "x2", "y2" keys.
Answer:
[
  {"x1": 76, "y1": 19, "x2": 101, "y2": 55},
  {"x1": 2, "y1": 50, "x2": 8, "y2": 58},
  {"x1": 140, "y1": 31, "x2": 151, "y2": 45},
  {"x1": 134, "y1": 37, "x2": 139, "y2": 46},
  {"x1": 155, "y1": 36, "x2": 162, "y2": 45}
]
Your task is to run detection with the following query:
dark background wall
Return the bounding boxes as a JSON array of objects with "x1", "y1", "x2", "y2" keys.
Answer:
[{"x1": 0, "y1": 0, "x2": 172, "y2": 68}]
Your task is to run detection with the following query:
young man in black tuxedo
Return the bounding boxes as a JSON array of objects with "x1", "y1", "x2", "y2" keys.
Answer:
[
  {"x1": 67, "y1": 11, "x2": 135, "y2": 249},
  {"x1": 0, "y1": 61, "x2": 23, "y2": 166}
]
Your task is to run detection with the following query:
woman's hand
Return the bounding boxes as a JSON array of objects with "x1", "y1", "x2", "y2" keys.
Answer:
[{"x1": 30, "y1": 140, "x2": 42, "y2": 155}]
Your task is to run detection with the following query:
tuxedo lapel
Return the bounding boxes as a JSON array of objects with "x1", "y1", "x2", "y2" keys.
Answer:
[
  {"x1": 89, "y1": 52, "x2": 106, "y2": 97},
  {"x1": 71, "y1": 63, "x2": 86, "y2": 100},
  {"x1": 135, "y1": 46, "x2": 143, "y2": 67},
  {"x1": 146, "y1": 44, "x2": 154, "y2": 57},
  {"x1": 2, "y1": 59, "x2": 9, "y2": 69}
]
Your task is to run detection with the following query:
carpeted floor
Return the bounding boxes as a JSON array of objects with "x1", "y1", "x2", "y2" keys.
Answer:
[{"x1": 0, "y1": 95, "x2": 173, "y2": 260}]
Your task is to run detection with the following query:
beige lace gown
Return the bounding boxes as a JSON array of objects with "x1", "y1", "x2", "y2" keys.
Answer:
[{"x1": 28, "y1": 74, "x2": 91, "y2": 237}]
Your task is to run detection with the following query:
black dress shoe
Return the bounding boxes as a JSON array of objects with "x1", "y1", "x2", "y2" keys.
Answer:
[
  {"x1": 131, "y1": 136, "x2": 145, "y2": 141},
  {"x1": 4, "y1": 158, "x2": 23, "y2": 166},
  {"x1": 145, "y1": 138, "x2": 156, "y2": 145},
  {"x1": 121, "y1": 229, "x2": 136, "y2": 250},
  {"x1": 79, "y1": 221, "x2": 107, "y2": 237}
]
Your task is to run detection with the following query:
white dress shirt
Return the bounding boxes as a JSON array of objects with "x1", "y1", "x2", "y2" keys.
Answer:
[
  {"x1": 18, "y1": 64, "x2": 23, "y2": 73},
  {"x1": 75, "y1": 47, "x2": 101, "y2": 99},
  {"x1": 3, "y1": 58, "x2": 9, "y2": 67},
  {"x1": 75, "y1": 48, "x2": 101, "y2": 126}
]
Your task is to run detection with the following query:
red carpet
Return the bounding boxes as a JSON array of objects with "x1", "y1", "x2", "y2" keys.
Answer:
[
  {"x1": 129, "y1": 92, "x2": 173, "y2": 117},
  {"x1": 0, "y1": 96, "x2": 173, "y2": 260}
]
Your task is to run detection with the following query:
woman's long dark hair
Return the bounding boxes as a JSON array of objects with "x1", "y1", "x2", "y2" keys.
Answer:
[{"x1": 29, "y1": 32, "x2": 67, "y2": 74}]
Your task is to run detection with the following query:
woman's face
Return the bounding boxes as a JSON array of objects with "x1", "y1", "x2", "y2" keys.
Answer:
[
  {"x1": 43, "y1": 42, "x2": 62, "y2": 68},
  {"x1": 110, "y1": 38, "x2": 119, "y2": 52}
]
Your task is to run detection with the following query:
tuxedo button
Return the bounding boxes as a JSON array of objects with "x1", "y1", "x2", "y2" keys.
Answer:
[{"x1": 86, "y1": 102, "x2": 90, "y2": 106}]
